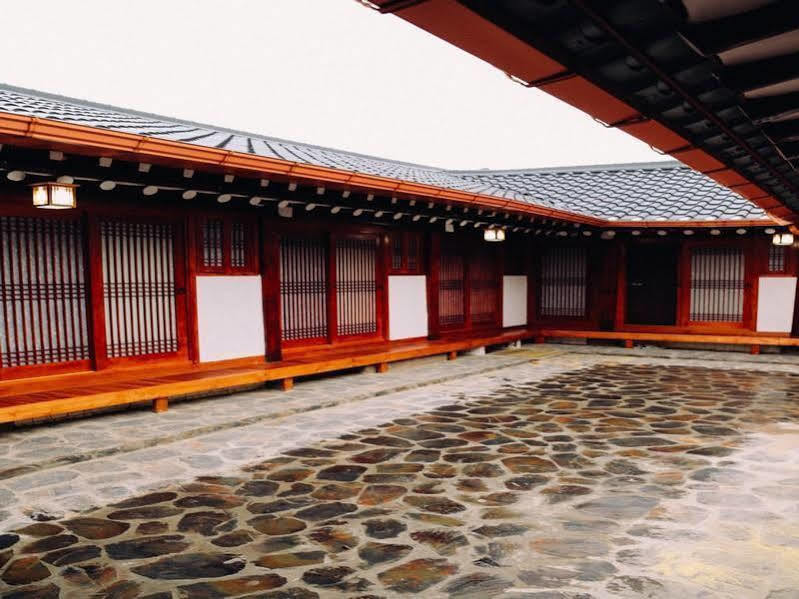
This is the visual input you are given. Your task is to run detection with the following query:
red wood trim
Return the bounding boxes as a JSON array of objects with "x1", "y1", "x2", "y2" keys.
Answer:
[
  {"x1": 86, "y1": 213, "x2": 109, "y2": 370},
  {"x1": 427, "y1": 232, "x2": 441, "y2": 339},
  {"x1": 172, "y1": 220, "x2": 191, "y2": 362},
  {"x1": 327, "y1": 232, "x2": 337, "y2": 344},
  {"x1": 0, "y1": 360, "x2": 93, "y2": 382},
  {"x1": 614, "y1": 241, "x2": 626, "y2": 330},
  {"x1": 185, "y1": 214, "x2": 200, "y2": 364},
  {"x1": 262, "y1": 226, "x2": 283, "y2": 362},
  {"x1": 378, "y1": 233, "x2": 390, "y2": 341},
  {"x1": 0, "y1": 113, "x2": 606, "y2": 226}
]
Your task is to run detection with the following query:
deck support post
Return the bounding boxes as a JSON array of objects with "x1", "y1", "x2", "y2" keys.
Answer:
[
  {"x1": 152, "y1": 397, "x2": 168, "y2": 413},
  {"x1": 750, "y1": 345, "x2": 761, "y2": 355},
  {"x1": 447, "y1": 351, "x2": 457, "y2": 361},
  {"x1": 281, "y1": 378, "x2": 294, "y2": 391},
  {"x1": 624, "y1": 339, "x2": 634, "y2": 349},
  {"x1": 534, "y1": 335, "x2": 545, "y2": 344},
  {"x1": 377, "y1": 362, "x2": 389, "y2": 373}
]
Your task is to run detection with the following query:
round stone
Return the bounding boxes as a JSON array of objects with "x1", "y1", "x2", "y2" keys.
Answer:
[
  {"x1": 249, "y1": 516, "x2": 307, "y2": 536},
  {"x1": 62, "y1": 518, "x2": 130, "y2": 540}
]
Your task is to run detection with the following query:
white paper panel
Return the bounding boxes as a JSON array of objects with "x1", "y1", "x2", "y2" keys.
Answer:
[
  {"x1": 756, "y1": 276, "x2": 797, "y2": 333},
  {"x1": 197, "y1": 276, "x2": 265, "y2": 362},
  {"x1": 503, "y1": 275, "x2": 528, "y2": 328},
  {"x1": 389, "y1": 275, "x2": 428, "y2": 340}
]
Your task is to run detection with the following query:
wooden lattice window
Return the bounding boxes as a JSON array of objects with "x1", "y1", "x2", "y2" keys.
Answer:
[
  {"x1": 470, "y1": 248, "x2": 499, "y2": 326},
  {"x1": 101, "y1": 220, "x2": 180, "y2": 358},
  {"x1": 335, "y1": 237, "x2": 378, "y2": 337},
  {"x1": 280, "y1": 237, "x2": 328, "y2": 343},
  {"x1": 388, "y1": 232, "x2": 423, "y2": 274},
  {"x1": 198, "y1": 216, "x2": 257, "y2": 274},
  {"x1": 0, "y1": 216, "x2": 90, "y2": 369},
  {"x1": 439, "y1": 243, "x2": 465, "y2": 328},
  {"x1": 539, "y1": 247, "x2": 587, "y2": 318},
  {"x1": 768, "y1": 245, "x2": 787, "y2": 273},
  {"x1": 689, "y1": 247, "x2": 745, "y2": 322}
]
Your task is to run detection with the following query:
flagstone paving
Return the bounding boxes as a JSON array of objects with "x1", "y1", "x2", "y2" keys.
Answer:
[{"x1": 1, "y1": 349, "x2": 799, "y2": 597}]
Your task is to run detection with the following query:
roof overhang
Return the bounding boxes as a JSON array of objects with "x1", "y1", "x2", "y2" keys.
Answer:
[
  {"x1": 365, "y1": 0, "x2": 799, "y2": 225},
  {"x1": 0, "y1": 111, "x2": 604, "y2": 227}
]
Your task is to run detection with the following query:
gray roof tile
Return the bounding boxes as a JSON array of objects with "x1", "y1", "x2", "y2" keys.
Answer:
[{"x1": 0, "y1": 84, "x2": 769, "y2": 223}]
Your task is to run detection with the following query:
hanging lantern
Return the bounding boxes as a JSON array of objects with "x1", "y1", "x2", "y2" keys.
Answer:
[
  {"x1": 484, "y1": 228, "x2": 505, "y2": 242},
  {"x1": 31, "y1": 182, "x2": 77, "y2": 210},
  {"x1": 773, "y1": 232, "x2": 795, "y2": 246}
]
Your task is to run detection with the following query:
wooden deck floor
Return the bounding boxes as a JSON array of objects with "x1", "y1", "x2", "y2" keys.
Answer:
[{"x1": 0, "y1": 329, "x2": 533, "y2": 424}]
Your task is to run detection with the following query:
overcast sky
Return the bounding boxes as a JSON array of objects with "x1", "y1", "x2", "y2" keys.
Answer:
[{"x1": 1, "y1": 1, "x2": 670, "y2": 170}]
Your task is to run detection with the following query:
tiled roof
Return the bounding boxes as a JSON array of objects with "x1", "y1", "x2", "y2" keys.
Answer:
[
  {"x1": 453, "y1": 163, "x2": 769, "y2": 222},
  {"x1": 0, "y1": 84, "x2": 770, "y2": 223}
]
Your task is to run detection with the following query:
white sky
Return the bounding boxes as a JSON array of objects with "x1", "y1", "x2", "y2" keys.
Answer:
[{"x1": 1, "y1": 0, "x2": 670, "y2": 170}]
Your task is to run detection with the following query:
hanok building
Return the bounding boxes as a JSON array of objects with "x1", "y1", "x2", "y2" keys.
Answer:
[{"x1": 1, "y1": 3, "x2": 798, "y2": 427}]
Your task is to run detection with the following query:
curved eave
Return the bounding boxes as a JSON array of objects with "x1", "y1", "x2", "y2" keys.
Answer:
[
  {"x1": 369, "y1": 0, "x2": 795, "y2": 226},
  {"x1": 0, "y1": 111, "x2": 603, "y2": 227}
]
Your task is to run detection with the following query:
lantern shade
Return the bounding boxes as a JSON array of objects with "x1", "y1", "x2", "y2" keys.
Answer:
[
  {"x1": 31, "y1": 182, "x2": 77, "y2": 209},
  {"x1": 484, "y1": 228, "x2": 505, "y2": 242},
  {"x1": 773, "y1": 233, "x2": 795, "y2": 246}
]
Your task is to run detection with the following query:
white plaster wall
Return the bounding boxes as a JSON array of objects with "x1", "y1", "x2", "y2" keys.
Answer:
[
  {"x1": 196, "y1": 276, "x2": 265, "y2": 362},
  {"x1": 756, "y1": 276, "x2": 797, "y2": 333},
  {"x1": 503, "y1": 275, "x2": 528, "y2": 328},
  {"x1": 388, "y1": 275, "x2": 428, "y2": 340}
]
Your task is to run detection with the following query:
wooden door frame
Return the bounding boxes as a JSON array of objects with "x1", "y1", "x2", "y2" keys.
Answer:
[
  {"x1": 615, "y1": 238, "x2": 680, "y2": 330},
  {"x1": 614, "y1": 237, "x2": 761, "y2": 335},
  {"x1": 97, "y1": 214, "x2": 191, "y2": 368}
]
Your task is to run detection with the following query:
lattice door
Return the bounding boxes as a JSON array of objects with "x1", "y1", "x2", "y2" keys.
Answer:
[
  {"x1": 539, "y1": 247, "x2": 588, "y2": 318},
  {"x1": 101, "y1": 220, "x2": 183, "y2": 360},
  {"x1": 335, "y1": 236, "x2": 378, "y2": 338},
  {"x1": 0, "y1": 216, "x2": 90, "y2": 371},
  {"x1": 689, "y1": 247, "x2": 745, "y2": 322},
  {"x1": 439, "y1": 242, "x2": 465, "y2": 329},
  {"x1": 279, "y1": 236, "x2": 328, "y2": 343},
  {"x1": 470, "y1": 247, "x2": 499, "y2": 326}
]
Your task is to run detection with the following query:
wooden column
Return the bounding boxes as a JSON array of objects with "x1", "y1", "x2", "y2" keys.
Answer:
[
  {"x1": 613, "y1": 240, "x2": 627, "y2": 331},
  {"x1": 427, "y1": 232, "x2": 441, "y2": 339},
  {"x1": 185, "y1": 214, "x2": 200, "y2": 364},
  {"x1": 327, "y1": 233, "x2": 338, "y2": 344},
  {"x1": 262, "y1": 226, "x2": 283, "y2": 362},
  {"x1": 85, "y1": 213, "x2": 109, "y2": 370}
]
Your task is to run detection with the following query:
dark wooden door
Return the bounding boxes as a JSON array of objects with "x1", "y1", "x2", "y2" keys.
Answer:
[{"x1": 626, "y1": 244, "x2": 678, "y2": 326}]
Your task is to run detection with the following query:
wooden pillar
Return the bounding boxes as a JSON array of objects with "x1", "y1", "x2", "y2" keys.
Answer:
[
  {"x1": 376, "y1": 362, "x2": 389, "y2": 373},
  {"x1": 327, "y1": 233, "x2": 338, "y2": 344},
  {"x1": 624, "y1": 339, "x2": 634, "y2": 349},
  {"x1": 427, "y1": 233, "x2": 441, "y2": 339},
  {"x1": 281, "y1": 377, "x2": 294, "y2": 391},
  {"x1": 262, "y1": 227, "x2": 283, "y2": 362},
  {"x1": 185, "y1": 214, "x2": 200, "y2": 364},
  {"x1": 447, "y1": 351, "x2": 457, "y2": 361},
  {"x1": 85, "y1": 214, "x2": 109, "y2": 371},
  {"x1": 152, "y1": 397, "x2": 168, "y2": 413},
  {"x1": 750, "y1": 344, "x2": 761, "y2": 355}
]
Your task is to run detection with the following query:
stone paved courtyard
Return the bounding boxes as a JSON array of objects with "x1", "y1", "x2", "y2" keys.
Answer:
[{"x1": 1, "y1": 347, "x2": 799, "y2": 598}]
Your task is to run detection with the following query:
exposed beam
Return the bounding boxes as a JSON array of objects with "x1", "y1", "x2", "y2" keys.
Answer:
[
  {"x1": 744, "y1": 91, "x2": 799, "y2": 123},
  {"x1": 679, "y1": 1, "x2": 799, "y2": 56},
  {"x1": 721, "y1": 51, "x2": 799, "y2": 92},
  {"x1": 763, "y1": 118, "x2": 799, "y2": 141}
]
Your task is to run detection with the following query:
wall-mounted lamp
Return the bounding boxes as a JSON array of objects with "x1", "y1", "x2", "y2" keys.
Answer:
[
  {"x1": 32, "y1": 182, "x2": 77, "y2": 210},
  {"x1": 484, "y1": 228, "x2": 505, "y2": 242},
  {"x1": 773, "y1": 233, "x2": 795, "y2": 246}
]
